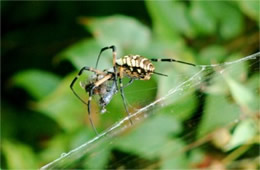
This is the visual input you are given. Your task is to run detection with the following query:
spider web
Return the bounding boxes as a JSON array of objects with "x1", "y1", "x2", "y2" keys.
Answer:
[{"x1": 41, "y1": 52, "x2": 259, "y2": 169}]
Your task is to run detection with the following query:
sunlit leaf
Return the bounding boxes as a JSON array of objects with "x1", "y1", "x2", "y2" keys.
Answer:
[
  {"x1": 160, "y1": 92, "x2": 198, "y2": 121},
  {"x1": 189, "y1": 149, "x2": 205, "y2": 166},
  {"x1": 114, "y1": 114, "x2": 182, "y2": 159},
  {"x1": 190, "y1": 1, "x2": 216, "y2": 35},
  {"x1": 84, "y1": 141, "x2": 111, "y2": 169},
  {"x1": 146, "y1": 1, "x2": 194, "y2": 39},
  {"x1": 33, "y1": 74, "x2": 87, "y2": 132},
  {"x1": 80, "y1": 15, "x2": 150, "y2": 52},
  {"x1": 238, "y1": 1, "x2": 260, "y2": 24},
  {"x1": 225, "y1": 54, "x2": 248, "y2": 81},
  {"x1": 2, "y1": 140, "x2": 38, "y2": 169},
  {"x1": 225, "y1": 119, "x2": 257, "y2": 150},
  {"x1": 246, "y1": 74, "x2": 260, "y2": 93},
  {"x1": 56, "y1": 39, "x2": 112, "y2": 70},
  {"x1": 205, "y1": 70, "x2": 230, "y2": 95},
  {"x1": 205, "y1": 54, "x2": 248, "y2": 95},
  {"x1": 220, "y1": 3, "x2": 244, "y2": 39},
  {"x1": 202, "y1": 2, "x2": 244, "y2": 39},
  {"x1": 70, "y1": 127, "x2": 94, "y2": 149},
  {"x1": 123, "y1": 77, "x2": 157, "y2": 107},
  {"x1": 197, "y1": 94, "x2": 241, "y2": 138},
  {"x1": 144, "y1": 41, "x2": 197, "y2": 104},
  {"x1": 11, "y1": 70, "x2": 61, "y2": 100},
  {"x1": 39, "y1": 135, "x2": 69, "y2": 164},
  {"x1": 199, "y1": 45, "x2": 227, "y2": 65},
  {"x1": 224, "y1": 75, "x2": 257, "y2": 111},
  {"x1": 160, "y1": 140, "x2": 188, "y2": 169}
]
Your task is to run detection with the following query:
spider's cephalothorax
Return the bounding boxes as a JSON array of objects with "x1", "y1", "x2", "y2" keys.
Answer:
[
  {"x1": 70, "y1": 45, "x2": 196, "y2": 134},
  {"x1": 116, "y1": 55, "x2": 155, "y2": 80}
]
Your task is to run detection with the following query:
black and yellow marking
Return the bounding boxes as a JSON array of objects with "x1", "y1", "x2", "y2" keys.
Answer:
[{"x1": 116, "y1": 55, "x2": 155, "y2": 80}]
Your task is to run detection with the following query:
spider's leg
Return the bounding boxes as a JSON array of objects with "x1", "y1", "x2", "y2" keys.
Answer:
[
  {"x1": 70, "y1": 66, "x2": 105, "y2": 105},
  {"x1": 88, "y1": 87, "x2": 98, "y2": 135},
  {"x1": 109, "y1": 46, "x2": 120, "y2": 92},
  {"x1": 151, "y1": 58, "x2": 196, "y2": 67},
  {"x1": 153, "y1": 72, "x2": 168, "y2": 77},
  {"x1": 95, "y1": 45, "x2": 119, "y2": 91},
  {"x1": 95, "y1": 45, "x2": 116, "y2": 69},
  {"x1": 122, "y1": 78, "x2": 134, "y2": 88},
  {"x1": 119, "y1": 77, "x2": 133, "y2": 125}
]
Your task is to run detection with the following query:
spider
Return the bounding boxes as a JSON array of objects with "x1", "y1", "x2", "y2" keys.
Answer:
[{"x1": 70, "y1": 45, "x2": 196, "y2": 134}]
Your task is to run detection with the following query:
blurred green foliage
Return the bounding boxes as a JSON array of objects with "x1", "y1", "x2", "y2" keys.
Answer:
[{"x1": 1, "y1": 1, "x2": 259, "y2": 169}]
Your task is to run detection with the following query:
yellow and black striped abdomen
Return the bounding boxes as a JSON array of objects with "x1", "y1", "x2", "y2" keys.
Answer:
[{"x1": 116, "y1": 55, "x2": 155, "y2": 80}]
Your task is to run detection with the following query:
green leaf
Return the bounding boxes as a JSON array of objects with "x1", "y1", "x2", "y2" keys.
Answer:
[
  {"x1": 84, "y1": 140, "x2": 111, "y2": 169},
  {"x1": 225, "y1": 119, "x2": 257, "y2": 150},
  {"x1": 205, "y1": 70, "x2": 230, "y2": 95},
  {"x1": 146, "y1": 1, "x2": 194, "y2": 39},
  {"x1": 199, "y1": 45, "x2": 227, "y2": 65},
  {"x1": 197, "y1": 94, "x2": 241, "y2": 138},
  {"x1": 202, "y1": 2, "x2": 244, "y2": 39},
  {"x1": 147, "y1": 42, "x2": 197, "y2": 103},
  {"x1": 220, "y1": 4, "x2": 244, "y2": 39},
  {"x1": 11, "y1": 70, "x2": 61, "y2": 100},
  {"x1": 2, "y1": 140, "x2": 38, "y2": 169},
  {"x1": 224, "y1": 75, "x2": 258, "y2": 111},
  {"x1": 189, "y1": 149, "x2": 205, "y2": 166},
  {"x1": 34, "y1": 74, "x2": 87, "y2": 132},
  {"x1": 238, "y1": 1, "x2": 260, "y2": 24},
  {"x1": 123, "y1": 77, "x2": 157, "y2": 106},
  {"x1": 160, "y1": 140, "x2": 188, "y2": 169},
  {"x1": 156, "y1": 69, "x2": 185, "y2": 99},
  {"x1": 205, "y1": 54, "x2": 247, "y2": 95},
  {"x1": 39, "y1": 134, "x2": 70, "y2": 164},
  {"x1": 56, "y1": 39, "x2": 112, "y2": 70},
  {"x1": 225, "y1": 54, "x2": 248, "y2": 81},
  {"x1": 246, "y1": 74, "x2": 260, "y2": 92},
  {"x1": 80, "y1": 15, "x2": 151, "y2": 52},
  {"x1": 114, "y1": 114, "x2": 182, "y2": 159},
  {"x1": 160, "y1": 92, "x2": 198, "y2": 121},
  {"x1": 1, "y1": 103, "x2": 18, "y2": 139},
  {"x1": 190, "y1": 1, "x2": 216, "y2": 35}
]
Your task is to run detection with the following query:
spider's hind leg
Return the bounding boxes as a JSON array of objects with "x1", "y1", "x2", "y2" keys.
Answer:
[
  {"x1": 119, "y1": 77, "x2": 133, "y2": 125},
  {"x1": 151, "y1": 58, "x2": 196, "y2": 67}
]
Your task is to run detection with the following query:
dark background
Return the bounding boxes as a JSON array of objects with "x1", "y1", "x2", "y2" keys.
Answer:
[{"x1": 2, "y1": 1, "x2": 149, "y2": 85}]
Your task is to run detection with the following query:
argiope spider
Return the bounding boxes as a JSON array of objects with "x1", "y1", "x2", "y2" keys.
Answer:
[{"x1": 70, "y1": 45, "x2": 196, "y2": 134}]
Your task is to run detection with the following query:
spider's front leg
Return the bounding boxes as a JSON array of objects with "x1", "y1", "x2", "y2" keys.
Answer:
[
  {"x1": 70, "y1": 66, "x2": 108, "y2": 135},
  {"x1": 70, "y1": 66, "x2": 106, "y2": 105},
  {"x1": 95, "y1": 45, "x2": 119, "y2": 94},
  {"x1": 95, "y1": 45, "x2": 116, "y2": 69}
]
